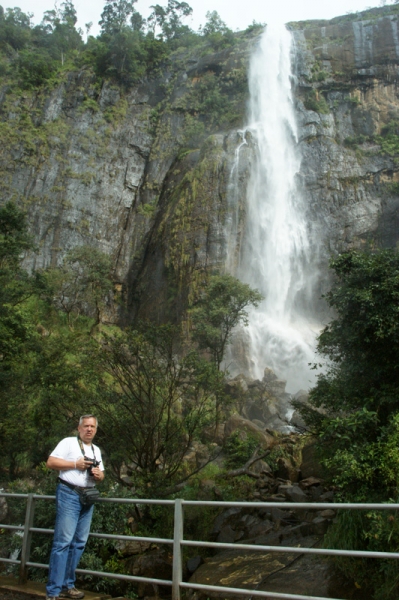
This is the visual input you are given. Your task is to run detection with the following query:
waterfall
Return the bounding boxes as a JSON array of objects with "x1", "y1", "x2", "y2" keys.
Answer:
[{"x1": 227, "y1": 23, "x2": 323, "y2": 393}]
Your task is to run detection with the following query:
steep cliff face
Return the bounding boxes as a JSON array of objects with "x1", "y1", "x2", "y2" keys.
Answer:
[
  {"x1": 2, "y1": 6, "x2": 399, "y2": 325},
  {"x1": 291, "y1": 7, "x2": 399, "y2": 261},
  {"x1": 0, "y1": 30, "x2": 254, "y2": 321}
]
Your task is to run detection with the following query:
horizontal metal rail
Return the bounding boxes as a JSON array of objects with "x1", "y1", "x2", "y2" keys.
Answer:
[
  {"x1": 182, "y1": 539, "x2": 399, "y2": 559},
  {"x1": 182, "y1": 500, "x2": 399, "y2": 510},
  {"x1": 29, "y1": 495, "x2": 175, "y2": 505},
  {"x1": 181, "y1": 581, "x2": 342, "y2": 600},
  {"x1": 0, "y1": 524, "x2": 25, "y2": 531},
  {"x1": 89, "y1": 532, "x2": 173, "y2": 544},
  {"x1": 25, "y1": 562, "x2": 173, "y2": 586},
  {"x1": 28, "y1": 527, "x2": 174, "y2": 545},
  {"x1": 1, "y1": 491, "x2": 398, "y2": 600},
  {"x1": 0, "y1": 558, "x2": 21, "y2": 565},
  {"x1": 0, "y1": 493, "x2": 29, "y2": 498}
]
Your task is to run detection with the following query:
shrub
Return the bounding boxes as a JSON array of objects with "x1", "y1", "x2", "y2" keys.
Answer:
[
  {"x1": 304, "y1": 89, "x2": 329, "y2": 114},
  {"x1": 18, "y1": 48, "x2": 56, "y2": 87},
  {"x1": 224, "y1": 430, "x2": 259, "y2": 468}
]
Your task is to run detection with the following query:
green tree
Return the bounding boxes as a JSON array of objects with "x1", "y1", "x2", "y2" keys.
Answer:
[
  {"x1": 17, "y1": 47, "x2": 56, "y2": 86},
  {"x1": 0, "y1": 201, "x2": 33, "y2": 268},
  {"x1": 147, "y1": 0, "x2": 193, "y2": 41},
  {"x1": 302, "y1": 249, "x2": 399, "y2": 446},
  {"x1": 296, "y1": 249, "x2": 399, "y2": 599},
  {"x1": 0, "y1": 202, "x2": 38, "y2": 478},
  {"x1": 202, "y1": 10, "x2": 228, "y2": 35},
  {"x1": 189, "y1": 274, "x2": 263, "y2": 370},
  {"x1": 0, "y1": 201, "x2": 35, "y2": 358},
  {"x1": 45, "y1": 245, "x2": 113, "y2": 330},
  {"x1": 41, "y1": 0, "x2": 83, "y2": 64},
  {"x1": 91, "y1": 324, "x2": 223, "y2": 495},
  {"x1": 0, "y1": 7, "x2": 32, "y2": 51},
  {"x1": 201, "y1": 10, "x2": 234, "y2": 50},
  {"x1": 100, "y1": 28, "x2": 147, "y2": 83},
  {"x1": 99, "y1": 0, "x2": 138, "y2": 35}
]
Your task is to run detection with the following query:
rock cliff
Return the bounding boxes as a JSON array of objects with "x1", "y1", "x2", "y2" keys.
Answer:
[{"x1": 2, "y1": 5, "x2": 399, "y2": 326}]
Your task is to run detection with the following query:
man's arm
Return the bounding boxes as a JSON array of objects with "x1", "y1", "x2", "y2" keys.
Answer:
[{"x1": 46, "y1": 456, "x2": 88, "y2": 471}]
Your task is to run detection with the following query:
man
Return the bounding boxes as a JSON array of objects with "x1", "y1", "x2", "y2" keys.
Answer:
[{"x1": 46, "y1": 415, "x2": 105, "y2": 600}]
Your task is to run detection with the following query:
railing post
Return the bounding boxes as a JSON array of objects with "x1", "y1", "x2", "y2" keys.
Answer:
[
  {"x1": 19, "y1": 493, "x2": 35, "y2": 584},
  {"x1": 172, "y1": 499, "x2": 183, "y2": 600}
]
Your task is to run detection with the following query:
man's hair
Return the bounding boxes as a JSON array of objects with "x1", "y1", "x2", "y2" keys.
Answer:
[{"x1": 79, "y1": 414, "x2": 98, "y2": 426}]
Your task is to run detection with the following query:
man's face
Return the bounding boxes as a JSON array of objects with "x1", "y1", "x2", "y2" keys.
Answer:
[{"x1": 78, "y1": 417, "x2": 98, "y2": 443}]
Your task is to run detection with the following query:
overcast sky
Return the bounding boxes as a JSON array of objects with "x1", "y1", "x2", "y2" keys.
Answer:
[{"x1": 0, "y1": 0, "x2": 392, "y2": 36}]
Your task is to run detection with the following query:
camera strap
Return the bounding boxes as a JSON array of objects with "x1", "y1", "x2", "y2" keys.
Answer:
[{"x1": 77, "y1": 435, "x2": 97, "y2": 462}]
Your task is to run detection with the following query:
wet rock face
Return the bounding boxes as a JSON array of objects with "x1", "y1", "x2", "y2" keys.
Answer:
[{"x1": 2, "y1": 8, "x2": 399, "y2": 326}]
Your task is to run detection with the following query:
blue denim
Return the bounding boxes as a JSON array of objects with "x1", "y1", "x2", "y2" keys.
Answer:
[{"x1": 46, "y1": 483, "x2": 94, "y2": 597}]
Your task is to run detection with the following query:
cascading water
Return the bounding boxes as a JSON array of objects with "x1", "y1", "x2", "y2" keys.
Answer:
[{"x1": 227, "y1": 23, "x2": 324, "y2": 393}]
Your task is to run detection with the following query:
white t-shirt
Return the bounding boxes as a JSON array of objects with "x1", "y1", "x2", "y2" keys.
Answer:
[{"x1": 50, "y1": 437, "x2": 104, "y2": 488}]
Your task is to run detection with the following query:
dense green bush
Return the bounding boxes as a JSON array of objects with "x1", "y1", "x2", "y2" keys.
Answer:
[
  {"x1": 304, "y1": 89, "x2": 330, "y2": 114},
  {"x1": 296, "y1": 249, "x2": 399, "y2": 599},
  {"x1": 17, "y1": 48, "x2": 56, "y2": 87},
  {"x1": 224, "y1": 430, "x2": 259, "y2": 468}
]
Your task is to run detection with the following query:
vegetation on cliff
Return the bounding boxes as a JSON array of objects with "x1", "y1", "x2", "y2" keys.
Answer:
[{"x1": 0, "y1": 0, "x2": 259, "y2": 89}]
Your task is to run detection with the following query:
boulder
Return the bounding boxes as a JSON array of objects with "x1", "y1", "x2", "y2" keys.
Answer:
[
  {"x1": 127, "y1": 547, "x2": 173, "y2": 597},
  {"x1": 186, "y1": 556, "x2": 203, "y2": 575},
  {"x1": 284, "y1": 485, "x2": 310, "y2": 503},
  {"x1": 213, "y1": 507, "x2": 276, "y2": 543},
  {"x1": 252, "y1": 460, "x2": 273, "y2": 476},
  {"x1": 202, "y1": 424, "x2": 225, "y2": 445},
  {"x1": 188, "y1": 548, "x2": 299, "y2": 600},
  {"x1": 224, "y1": 414, "x2": 275, "y2": 449},
  {"x1": 312, "y1": 517, "x2": 329, "y2": 535},
  {"x1": 262, "y1": 368, "x2": 287, "y2": 395},
  {"x1": 116, "y1": 540, "x2": 152, "y2": 556},
  {"x1": 276, "y1": 457, "x2": 300, "y2": 482},
  {"x1": 319, "y1": 509, "x2": 336, "y2": 519},
  {"x1": 299, "y1": 476, "x2": 323, "y2": 490},
  {"x1": 290, "y1": 410, "x2": 307, "y2": 430},
  {"x1": 300, "y1": 439, "x2": 327, "y2": 479}
]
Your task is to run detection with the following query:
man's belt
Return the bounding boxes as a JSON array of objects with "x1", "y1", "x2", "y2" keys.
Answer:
[{"x1": 57, "y1": 476, "x2": 92, "y2": 491}]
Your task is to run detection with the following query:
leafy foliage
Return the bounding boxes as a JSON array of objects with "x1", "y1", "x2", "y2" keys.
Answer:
[
  {"x1": 190, "y1": 274, "x2": 263, "y2": 369},
  {"x1": 296, "y1": 249, "x2": 399, "y2": 599},
  {"x1": 90, "y1": 324, "x2": 224, "y2": 495},
  {"x1": 99, "y1": 0, "x2": 137, "y2": 35},
  {"x1": 0, "y1": 0, "x2": 244, "y2": 90},
  {"x1": 224, "y1": 430, "x2": 259, "y2": 469},
  {"x1": 43, "y1": 245, "x2": 113, "y2": 330},
  {"x1": 374, "y1": 119, "x2": 399, "y2": 155},
  {"x1": 304, "y1": 89, "x2": 329, "y2": 114}
]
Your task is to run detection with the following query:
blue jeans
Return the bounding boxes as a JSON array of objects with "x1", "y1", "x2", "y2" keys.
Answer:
[{"x1": 46, "y1": 483, "x2": 94, "y2": 597}]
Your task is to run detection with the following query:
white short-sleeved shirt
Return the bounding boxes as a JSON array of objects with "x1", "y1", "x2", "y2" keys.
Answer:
[{"x1": 50, "y1": 437, "x2": 104, "y2": 487}]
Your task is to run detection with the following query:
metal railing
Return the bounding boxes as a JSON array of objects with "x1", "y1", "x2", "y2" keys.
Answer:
[{"x1": 1, "y1": 491, "x2": 399, "y2": 600}]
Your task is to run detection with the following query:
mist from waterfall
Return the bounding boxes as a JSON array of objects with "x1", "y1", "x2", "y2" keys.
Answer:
[{"x1": 228, "y1": 24, "x2": 323, "y2": 393}]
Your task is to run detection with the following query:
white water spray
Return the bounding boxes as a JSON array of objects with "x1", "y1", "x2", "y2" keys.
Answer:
[{"x1": 229, "y1": 24, "x2": 323, "y2": 392}]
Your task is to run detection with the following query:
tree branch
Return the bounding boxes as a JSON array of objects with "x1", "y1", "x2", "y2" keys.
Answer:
[{"x1": 225, "y1": 447, "x2": 271, "y2": 478}]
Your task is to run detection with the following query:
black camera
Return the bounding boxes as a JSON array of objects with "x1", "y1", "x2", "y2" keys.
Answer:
[{"x1": 84, "y1": 456, "x2": 101, "y2": 476}]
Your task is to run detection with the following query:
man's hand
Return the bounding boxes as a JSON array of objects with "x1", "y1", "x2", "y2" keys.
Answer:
[
  {"x1": 91, "y1": 466, "x2": 104, "y2": 482},
  {"x1": 76, "y1": 457, "x2": 91, "y2": 471}
]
